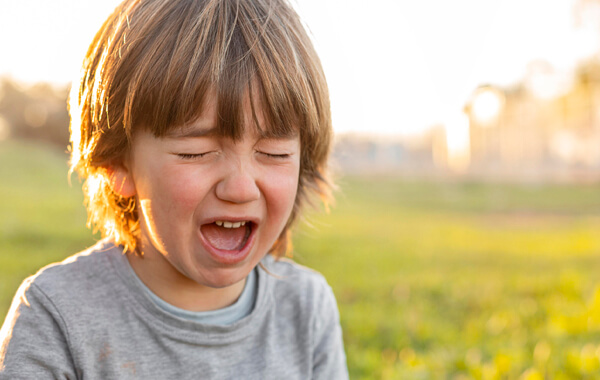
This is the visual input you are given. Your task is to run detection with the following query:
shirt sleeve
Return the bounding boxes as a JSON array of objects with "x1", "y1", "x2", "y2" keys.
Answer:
[
  {"x1": 0, "y1": 278, "x2": 78, "y2": 379},
  {"x1": 311, "y1": 283, "x2": 348, "y2": 380}
]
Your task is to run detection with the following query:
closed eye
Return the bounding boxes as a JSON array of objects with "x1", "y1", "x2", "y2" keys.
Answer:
[
  {"x1": 176, "y1": 153, "x2": 209, "y2": 160},
  {"x1": 259, "y1": 152, "x2": 292, "y2": 159}
]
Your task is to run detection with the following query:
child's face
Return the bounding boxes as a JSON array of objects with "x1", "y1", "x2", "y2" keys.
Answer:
[{"x1": 116, "y1": 99, "x2": 300, "y2": 290}]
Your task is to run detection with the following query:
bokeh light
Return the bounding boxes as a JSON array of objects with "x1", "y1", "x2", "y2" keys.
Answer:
[{"x1": 470, "y1": 87, "x2": 504, "y2": 125}]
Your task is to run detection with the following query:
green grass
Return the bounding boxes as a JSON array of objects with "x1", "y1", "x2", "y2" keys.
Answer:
[
  {"x1": 2, "y1": 140, "x2": 600, "y2": 379},
  {"x1": 0, "y1": 140, "x2": 97, "y2": 312},
  {"x1": 293, "y1": 177, "x2": 600, "y2": 379}
]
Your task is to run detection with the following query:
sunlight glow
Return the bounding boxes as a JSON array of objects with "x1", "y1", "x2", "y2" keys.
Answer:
[
  {"x1": 1, "y1": 0, "x2": 598, "y2": 137},
  {"x1": 444, "y1": 112, "x2": 471, "y2": 172},
  {"x1": 84, "y1": 173, "x2": 104, "y2": 206},
  {"x1": 139, "y1": 199, "x2": 167, "y2": 256},
  {"x1": 526, "y1": 61, "x2": 573, "y2": 100},
  {"x1": 104, "y1": 219, "x2": 119, "y2": 242},
  {"x1": 471, "y1": 88, "x2": 504, "y2": 125}
]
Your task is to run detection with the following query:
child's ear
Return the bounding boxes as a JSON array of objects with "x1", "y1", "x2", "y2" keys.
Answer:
[{"x1": 107, "y1": 165, "x2": 136, "y2": 198}]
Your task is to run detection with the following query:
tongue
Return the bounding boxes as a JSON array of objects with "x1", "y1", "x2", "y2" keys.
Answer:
[{"x1": 201, "y1": 224, "x2": 248, "y2": 251}]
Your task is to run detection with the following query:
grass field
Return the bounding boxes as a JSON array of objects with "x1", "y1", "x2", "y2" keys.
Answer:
[{"x1": 1, "y1": 140, "x2": 600, "y2": 379}]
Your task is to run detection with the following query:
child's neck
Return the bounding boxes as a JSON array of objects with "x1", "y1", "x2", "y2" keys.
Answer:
[{"x1": 126, "y1": 252, "x2": 247, "y2": 312}]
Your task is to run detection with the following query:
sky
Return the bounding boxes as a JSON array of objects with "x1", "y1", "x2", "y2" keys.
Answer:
[{"x1": 1, "y1": 0, "x2": 599, "y2": 136}]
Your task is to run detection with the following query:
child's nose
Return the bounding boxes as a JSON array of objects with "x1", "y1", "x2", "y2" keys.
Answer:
[{"x1": 215, "y1": 163, "x2": 261, "y2": 204}]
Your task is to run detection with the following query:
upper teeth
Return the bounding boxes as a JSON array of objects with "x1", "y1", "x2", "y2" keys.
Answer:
[{"x1": 215, "y1": 221, "x2": 247, "y2": 228}]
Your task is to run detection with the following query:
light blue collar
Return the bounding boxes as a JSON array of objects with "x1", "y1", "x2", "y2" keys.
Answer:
[{"x1": 132, "y1": 266, "x2": 258, "y2": 326}]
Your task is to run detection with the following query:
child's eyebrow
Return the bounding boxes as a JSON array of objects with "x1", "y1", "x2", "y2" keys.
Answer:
[
  {"x1": 257, "y1": 127, "x2": 300, "y2": 140},
  {"x1": 165, "y1": 125, "x2": 218, "y2": 139},
  {"x1": 257, "y1": 133, "x2": 299, "y2": 141}
]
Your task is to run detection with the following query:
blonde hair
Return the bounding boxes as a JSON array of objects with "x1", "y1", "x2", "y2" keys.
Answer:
[{"x1": 69, "y1": 0, "x2": 333, "y2": 256}]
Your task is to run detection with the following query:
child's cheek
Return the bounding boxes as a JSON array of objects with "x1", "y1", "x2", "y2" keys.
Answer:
[
  {"x1": 261, "y1": 165, "x2": 300, "y2": 210},
  {"x1": 157, "y1": 164, "x2": 208, "y2": 211}
]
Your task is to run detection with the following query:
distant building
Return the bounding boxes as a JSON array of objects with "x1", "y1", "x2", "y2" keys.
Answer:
[{"x1": 463, "y1": 60, "x2": 600, "y2": 181}]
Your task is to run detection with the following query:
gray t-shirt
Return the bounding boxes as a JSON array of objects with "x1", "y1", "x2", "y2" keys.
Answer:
[{"x1": 0, "y1": 240, "x2": 348, "y2": 379}]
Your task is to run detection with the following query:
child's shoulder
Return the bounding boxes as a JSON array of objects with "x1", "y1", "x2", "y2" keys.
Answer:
[
  {"x1": 22, "y1": 240, "x2": 123, "y2": 304},
  {"x1": 262, "y1": 255, "x2": 329, "y2": 285},
  {"x1": 34, "y1": 239, "x2": 116, "y2": 277},
  {"x1": 260, "y1": 255, "x2": 337, "y2": 309}
]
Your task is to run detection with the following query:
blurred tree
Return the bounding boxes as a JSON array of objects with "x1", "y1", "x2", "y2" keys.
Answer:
[{"x1": 0, "y1": 77, "x2": 70, "y2": 149}]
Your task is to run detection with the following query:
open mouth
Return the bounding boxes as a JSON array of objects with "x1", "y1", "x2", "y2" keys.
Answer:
[{"x1": 200, "y1": 220, "x2": 253, "y2": 252}]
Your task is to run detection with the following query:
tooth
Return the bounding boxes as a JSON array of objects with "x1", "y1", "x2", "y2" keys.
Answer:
[
  {"x1": 240, "y1": 221, "x2": 246, "y2": 226},
  {"x1": 215, "y1": 221, "x2": 223, "y2": 226},
  {"x1": 231, "y1": 222, "x2": 241, "y2": 228},
  {"x1": 223, "y1": 221, "x2": 233, "y2": 228}
]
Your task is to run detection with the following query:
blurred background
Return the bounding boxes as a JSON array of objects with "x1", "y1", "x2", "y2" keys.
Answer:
[{"x1": 1, "y1": 0, "x2": 600, "y2": 378}]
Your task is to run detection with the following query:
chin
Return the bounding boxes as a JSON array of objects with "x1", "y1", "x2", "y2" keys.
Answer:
[{"x1": 197, "y1": 266, "x2": 252, "y2": 289}]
